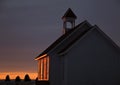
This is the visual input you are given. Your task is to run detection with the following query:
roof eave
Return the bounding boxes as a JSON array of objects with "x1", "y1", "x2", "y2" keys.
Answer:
[
  {"x1": 58, "y1": 27, "x2": 94, "y2": 55},
  {"x1": 35, "y1": 54, "x2": 48, "y2": 60}
]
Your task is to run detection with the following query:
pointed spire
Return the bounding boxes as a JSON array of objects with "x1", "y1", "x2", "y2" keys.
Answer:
[{"x1": 62, "y1": 8, "x2": 77, "y2": 19}]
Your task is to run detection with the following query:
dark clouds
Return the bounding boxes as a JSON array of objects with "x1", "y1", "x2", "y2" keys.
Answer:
[{"x1": 0, "y1": 0, "x2": 120, "y2": 72}]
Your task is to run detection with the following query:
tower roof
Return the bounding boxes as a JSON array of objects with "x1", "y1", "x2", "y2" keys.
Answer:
[
  {"x1": 35, "y1": 20, "x2": 92, "y2": 60},
  {"x1": 62, "y1": 8, "x2": 77, "y2": 19}
]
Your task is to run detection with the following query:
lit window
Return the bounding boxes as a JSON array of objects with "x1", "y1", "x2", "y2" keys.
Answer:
[{"x1": 38, "y1": 56, "x2": 49, "y2": 81}]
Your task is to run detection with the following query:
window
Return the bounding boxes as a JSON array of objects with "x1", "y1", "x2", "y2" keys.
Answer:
[
  {"x1": 38, "y1": 56, "x2": 49, "y2": 81},
  {"x1": 66, "y1": 22, "x2": 72, "y2": 28}
]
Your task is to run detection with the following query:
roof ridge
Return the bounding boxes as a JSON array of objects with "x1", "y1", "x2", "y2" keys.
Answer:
[
  {"x1": 58, "y1": 25, "x2": 94, "y2": 54},
  {"x1": 35, "y1": 20, "x2": 92, "y2": 59},
  {"x1": 94, "y1": 25, "x2": 120, "y2": 52}
]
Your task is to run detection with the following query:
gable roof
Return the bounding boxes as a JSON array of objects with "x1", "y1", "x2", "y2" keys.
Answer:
[
  {"x1": 62, "y1": 8, "x2": 77, "y2": 19},
  {"x1": 35, "y1": 20, "x2": 120, "y2": 60},
  {"x1": 58, "y1": 25, "x2": 120, "y2": 55},
  {"x1": 35, "y1": 20, "x2": 92, "y2": 59},
  {"x1": 57, "y1": 28, "x2": 93, "y2": 54}
]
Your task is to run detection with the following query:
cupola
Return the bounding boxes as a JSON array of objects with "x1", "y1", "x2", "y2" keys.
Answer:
[{"x1": 62, "y1": 8, "x2": 77, "y2": 34}]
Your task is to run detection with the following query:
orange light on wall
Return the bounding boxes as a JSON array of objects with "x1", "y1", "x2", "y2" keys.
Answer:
[
  {"x1": 47, "y1": 56, "x2": 49, "y2": 80},
  {"x1": 38, "y1": 55, "x2": 49, "y2": 81},
  {"x1": 44, "y1": 57, "x2": 47, "y2": 79}
]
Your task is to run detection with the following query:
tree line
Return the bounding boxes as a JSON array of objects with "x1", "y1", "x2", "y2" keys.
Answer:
[{"x1": 4, "y1": 74, "x2": 32, "y2": 82}]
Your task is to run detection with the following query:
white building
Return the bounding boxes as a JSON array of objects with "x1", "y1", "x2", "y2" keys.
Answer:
[{"x1": 35, "y1": 8, "x2": 120, "y2": 85}]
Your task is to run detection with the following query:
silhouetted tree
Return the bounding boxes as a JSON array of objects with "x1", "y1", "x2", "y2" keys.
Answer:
[
  {"x1": 15, "y1": 76, "x2": 21, "y2": 82},
  {"x1": 5, "y1": 75, "x2": 10, "y2": 81},
  {"x1": 24, "y1": 74, "x2": 31, "y2": 81},
  {"x1": 35, "y1": 77, "x2": 38, "y2": 81},
  {"x1": 35, "y1": 77, "x2": 38, "y2": 85}
]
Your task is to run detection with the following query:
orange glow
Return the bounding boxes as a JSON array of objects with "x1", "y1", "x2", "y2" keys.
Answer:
[
  {"x1": 35, "y1": 54, "x2": 47, "y2": 60},
  {"x1": 44, "y1": 57, "x2": 47, "y2": 79},
  {"x1": 47, "y1": 56, "x2": 49, "y2": 80},
  {"x1": 38, "y1": 56, "x2": 49, "y2": 81},
  {"x1": 0, "y1": 72, "x2": 37, "y2": 80}
]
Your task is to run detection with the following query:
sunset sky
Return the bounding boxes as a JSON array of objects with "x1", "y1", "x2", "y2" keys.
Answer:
[{"x1": 0, "y1": 0, "x2": 120, "y2": 79}]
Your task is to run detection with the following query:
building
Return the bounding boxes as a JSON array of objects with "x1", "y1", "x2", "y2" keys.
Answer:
[{"x1": 35, "y1": 8, "x2": 120, "y2": 85}]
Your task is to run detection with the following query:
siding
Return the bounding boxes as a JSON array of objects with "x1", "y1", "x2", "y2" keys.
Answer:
[{"x1": 63, "y1": 28, "x2": 120, "y2": 85}]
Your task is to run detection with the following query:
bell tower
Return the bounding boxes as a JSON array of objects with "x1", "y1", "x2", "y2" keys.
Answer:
[{"x1": 62, "y1": 8, "x2": 77, "y2": 34}]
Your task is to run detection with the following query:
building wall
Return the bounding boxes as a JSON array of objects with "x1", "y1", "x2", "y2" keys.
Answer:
[
  {"x1": 63, "y1": 28, "x2": 120, "y2": 85},
  {"x1": 48, "y1": 53, "x2": 64, "y2": 85},
  {"x1": 48, "y1": 22, "x2": 91, "y2": 85}
]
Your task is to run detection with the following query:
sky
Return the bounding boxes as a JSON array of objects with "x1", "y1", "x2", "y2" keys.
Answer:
[{"x1": 0, "y1": 0, "x2": 120, "y2": 79}]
